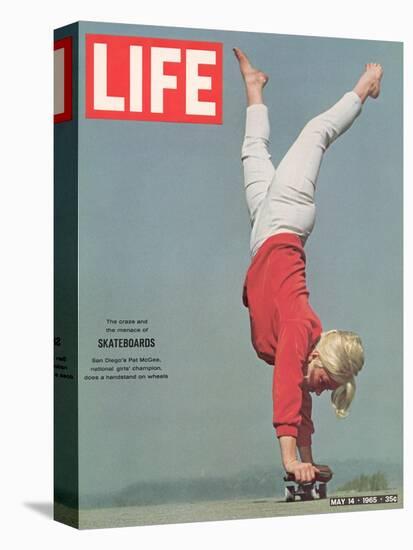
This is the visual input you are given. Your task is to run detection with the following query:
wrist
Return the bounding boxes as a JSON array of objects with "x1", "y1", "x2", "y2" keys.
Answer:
[{"x1": 284, "y1": 458, "x2": 299, "y2": 469}]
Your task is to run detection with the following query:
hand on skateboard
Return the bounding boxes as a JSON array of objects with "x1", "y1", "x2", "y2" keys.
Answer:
[
  {"x1": 285, "y1": 460, "x2": 333, "y2": 483},
  {"x1": 285, "y1": 460, "x2": 320, "y2": 483}
]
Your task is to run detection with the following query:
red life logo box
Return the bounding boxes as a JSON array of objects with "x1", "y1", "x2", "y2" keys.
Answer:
[
  {"x1": 85, "y1": 34, "x2": 223, "y2": 124},
  {"x1": 54, "y1": 37, "x2": 73, "y2": 123}
]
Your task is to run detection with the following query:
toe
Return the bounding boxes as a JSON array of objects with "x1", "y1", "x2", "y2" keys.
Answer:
[{"x1": 234, "y1": 47, "x2": 248, "y2": 62}]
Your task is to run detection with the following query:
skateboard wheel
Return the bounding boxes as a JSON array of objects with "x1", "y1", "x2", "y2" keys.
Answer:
[
  {"x1": 318, "y1": 483, "x2": 327, "y2": 499},
  {"x1": 285, "y1": 486, "x2": 295, "y2": 502}
]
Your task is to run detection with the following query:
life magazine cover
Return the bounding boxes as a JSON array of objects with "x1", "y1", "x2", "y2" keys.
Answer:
[{"x1": 54, "y1": 20, "x2": 403, "y2": 529}]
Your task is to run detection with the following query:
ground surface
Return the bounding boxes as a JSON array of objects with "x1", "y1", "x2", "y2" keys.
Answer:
[{"x1": 55, "y1": 488, "x2": 403, "y2": 529}]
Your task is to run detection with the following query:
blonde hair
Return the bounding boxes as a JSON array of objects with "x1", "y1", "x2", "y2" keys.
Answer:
[{"x1": 310, "y1": 330, "x2": 364, "y2": 418}]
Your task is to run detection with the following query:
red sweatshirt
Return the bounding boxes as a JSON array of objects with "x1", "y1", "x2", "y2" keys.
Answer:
[{"x1": 242, "y1": 233, "x2": 322, "y2": 447}]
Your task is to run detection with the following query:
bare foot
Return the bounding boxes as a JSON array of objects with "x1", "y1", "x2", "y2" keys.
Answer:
[
  {"x1": 233, "y1": 47, "x2": 269, "y2": 105},
  {"x1": 353, "y1": 63, "x2": 384, "y2": 103}
]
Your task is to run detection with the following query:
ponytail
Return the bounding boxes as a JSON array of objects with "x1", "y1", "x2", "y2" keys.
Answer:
[{"x1": 314, "y1": 330, "x2": 364, "y2": 418}]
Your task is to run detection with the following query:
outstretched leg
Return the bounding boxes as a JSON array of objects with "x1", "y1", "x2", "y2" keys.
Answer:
[
  {"x1": 250, "y1": 63, "x2": 383, "y2": 255},
  {"x1": 234, "y1": 48, "x2": 275, "y2": 226}
]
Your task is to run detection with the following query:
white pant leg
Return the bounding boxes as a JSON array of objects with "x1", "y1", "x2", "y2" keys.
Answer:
[
  {"x1": 250, "y1": 91, "x2": 362, "y2": 256},
  {"x1": 241, "y1": 104, "x2": 276, "y2": 225}
]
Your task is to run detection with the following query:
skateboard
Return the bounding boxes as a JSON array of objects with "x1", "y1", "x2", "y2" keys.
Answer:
[{"x1": 284, "y1": 470, "x2": 332, "y2": 502}]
